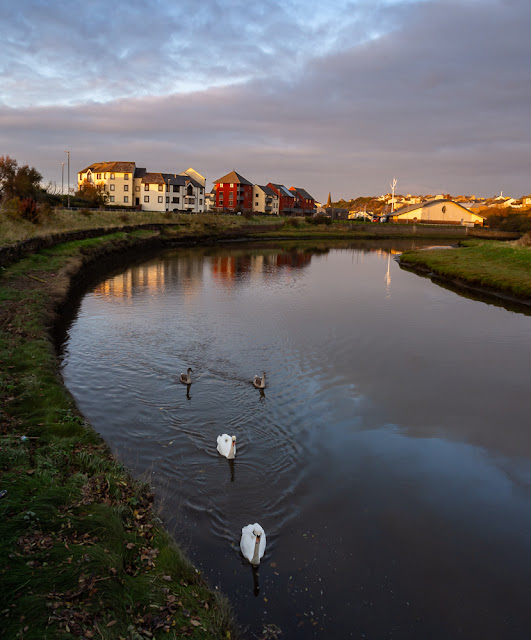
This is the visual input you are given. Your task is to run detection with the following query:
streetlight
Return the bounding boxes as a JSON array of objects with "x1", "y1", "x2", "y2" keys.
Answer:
[
  {"x1": 167, "y1": 178, "x2": 171, "y2": 211},
  {"x1": 61, "y1": 162, "x2": 65, "y2": 201},
  {"x1": 64, "y1": 151, "x2": 70, "y2": 208}
]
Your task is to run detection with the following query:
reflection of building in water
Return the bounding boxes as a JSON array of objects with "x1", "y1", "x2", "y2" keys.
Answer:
[
  {"x1": 93, "y1": 257, "x2": 204, "y2": 301},
  {"x1": 210, "y1": 250, "x2": 312, "y2": 285},
  {"x1": 94, "y1": 262, "x2": 167, "y2": 301},
  {"x1": 274, "y1": 251, "x2": 312, "y2": 269}
]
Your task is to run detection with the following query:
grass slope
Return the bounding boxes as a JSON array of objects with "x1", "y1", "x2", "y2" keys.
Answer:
[
  {"x1": 0, "y1": 230, "x2": 237, "y2": 640},
  {"x1": 400, "y1": 239, "x2": 531, "y2": 300}
]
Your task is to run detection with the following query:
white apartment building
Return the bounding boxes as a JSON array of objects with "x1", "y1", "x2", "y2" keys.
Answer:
[{"x1": 77, "y1": 162, "x2": 205, "y2": 212}]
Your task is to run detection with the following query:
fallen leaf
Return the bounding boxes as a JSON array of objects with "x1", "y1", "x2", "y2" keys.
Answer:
[{"x1": 106, "y1": 620, "x2": 117, "y2": 627}]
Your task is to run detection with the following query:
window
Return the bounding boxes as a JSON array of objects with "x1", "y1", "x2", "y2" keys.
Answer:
[
  {"x1": 199, "y1": 199, "x2": 202, "y2": 204},
  {"x1": 109, "y1": 196, "x2": 115, "y2": 202},
  {"x1": 230, "y1": 183, "x2": 234, "y2": 187},
  {"x1": 158, "y1": 184, "x2": 163, "y2": 192},
  {"x1": 124, "y1": 196, "x2": 129, "y2": 203},
  {"x1": 173, "y1": 197, "x2": 179, "y2": 204},
  {"x1": 173, "y1": 185, "x2": 180, "y2": 192},
  {"x1": 110, "y1": 173, "x2": 115, "y2": 179},
  {"x1": 144, "y1": 184, "x2": 149, "y2": 191},
  {"x1": 135, "y1": 186, "x2": 140, "y2": 192},
  {"x1": 110, "y1": 184, "x2": 115, "y2": 191},
  {"x1": 144, "y1": 196, "x2": 149, "y2": 203},
  {"x1": 96, "y1": 173, "x2": 102, "y2": 179},
  {"x1": 158, "y1": 196, "x2": 163, "y2": 203},
  {"x1": 124, "y1": 185, "x2": 128, "y2": 191},
  {"x1": 124, "y1": 174, "x2": 129, "y2": 180}
]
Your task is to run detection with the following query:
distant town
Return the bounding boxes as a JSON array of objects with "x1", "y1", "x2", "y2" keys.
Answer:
[
  {"x1": 1, "y1": 154, "x2": 529, "y2": 233},
  {"x1": 76, "y1": 161, "x2": 531, "y2": 230}
]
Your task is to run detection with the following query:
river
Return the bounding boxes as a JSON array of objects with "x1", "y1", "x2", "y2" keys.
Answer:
[{"x1": 59, "y1": 240, "x2": 531, "y2": 639}]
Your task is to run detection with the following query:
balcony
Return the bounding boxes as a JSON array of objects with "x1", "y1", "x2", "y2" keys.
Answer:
[{"x1": 184, "y1": 197, "x2": 195, "y2": 205}]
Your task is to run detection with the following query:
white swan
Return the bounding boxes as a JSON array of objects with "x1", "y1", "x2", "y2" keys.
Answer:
[
  {"x1": 253, "y1": 372, "x2": 266, "y2": 389},
  {"x1": 240, "y1": 523, "x2": 266, "y2": 566},
  {"x1": 217, "y1": 434, "x2": 236, "y2": 459},
  {"x1": 180, "y1": 367, "x2": 193, "y2": 385}
]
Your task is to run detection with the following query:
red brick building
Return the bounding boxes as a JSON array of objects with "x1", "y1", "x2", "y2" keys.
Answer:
[
  {"x1": 289, "y1": 187, "x2": 316, "y2": 215},
  {"x1": 213, "y1": 170, "x2": 253, "y2": 212},
  {"x1": 267, "y1": 183, "x2": 296, "y2": 215}
]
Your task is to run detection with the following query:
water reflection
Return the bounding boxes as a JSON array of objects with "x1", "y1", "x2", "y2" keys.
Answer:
[{"x1": 60, "y1": 241, "x2": 531, "y2": 640}]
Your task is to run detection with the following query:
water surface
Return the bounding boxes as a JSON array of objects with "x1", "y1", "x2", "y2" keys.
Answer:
[{"x1": 60, "y1": 241, "x2": 531, "y2": 639}]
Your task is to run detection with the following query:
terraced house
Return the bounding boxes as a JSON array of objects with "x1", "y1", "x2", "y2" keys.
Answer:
[{"x1": 77, "y1": 162, "x2": 205, "y2": 212}]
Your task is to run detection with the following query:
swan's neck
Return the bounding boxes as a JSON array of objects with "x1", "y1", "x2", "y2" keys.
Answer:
[
  {"x1": 251, "y1": 536, "x2": 261, "y2": 565},
  {"x1": 228, "y1": 442, "x2": 235, "y2": 459}
]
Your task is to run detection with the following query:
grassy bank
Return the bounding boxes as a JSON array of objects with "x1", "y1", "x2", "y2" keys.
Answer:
[
  {"x1": 0, "y1": 229, "x2": 239, "y2": 640},
  {"x1": 399, "y1": 237, "x2": 531, "y2": 302},
  {"x1": 0, "y1": 209, "x2": 284, "y2": 246}
]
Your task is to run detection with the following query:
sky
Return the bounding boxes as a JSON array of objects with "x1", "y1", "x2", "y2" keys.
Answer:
[{"x1": 0, "y1": 0, "x2": 530, "y2": 203}]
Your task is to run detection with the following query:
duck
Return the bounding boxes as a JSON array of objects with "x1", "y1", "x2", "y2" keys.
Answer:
[
  {"x1": 180, "y1": 367, "x2": 193, "y2": 385},
  {"x1": 240, "y1": 523, "x2": 266, "y2": 566},
  {"x1": 253, "y1": 372, "x2": 266, "y2": 389},
  {"x1": 217, "y1": 434, "x2": 236, "y2": 459}
]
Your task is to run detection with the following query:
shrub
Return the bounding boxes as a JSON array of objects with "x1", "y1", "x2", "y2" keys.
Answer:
[
  {"x1": 19, "y1": 197, "x2": 40, "y2": 223},
  {"x1": 286, "y1": 217, "x2": 300, "y2": 228},
  {"x1": 80, "y1": 208, "x2": 93, "y2": 218},
  {"x1": 243, "y1": 210, "x2": 253, "y2": 220},
  {"x1": 119, "y1": 213, "x2": 130, "y2": 223},
  {"x1": 1, "y1": 197, "x2": 22, "y2": 220},
  {"x1": 308, "y1": 215, "x2": 332, "y2": 226},
  {"x1": 486, "y1": 212, "x2": 531, "y2": 233}
]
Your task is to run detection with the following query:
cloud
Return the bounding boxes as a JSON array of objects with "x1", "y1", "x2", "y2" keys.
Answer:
[{"x1": 1, "y1": 0, "x2": 530, "y2": 201}]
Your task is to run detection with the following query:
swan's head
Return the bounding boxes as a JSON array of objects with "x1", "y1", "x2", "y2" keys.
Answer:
[
  {"x1": 252, "y1": 524, "x2": 265, "y2": 539},
  {"x1": 231, "y1": 435, "x2": 236, "y2": 444},
  {"x1": 188, "y1": 367, "x2": 193, "y2": 373}
]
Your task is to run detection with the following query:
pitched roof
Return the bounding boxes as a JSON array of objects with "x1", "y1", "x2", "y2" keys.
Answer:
[
  {"x1": 255, "y1": 185, "x2": 278, "y2": 197},
  {"x1": 140, "y1": 172, "x2": 165, "y2": 184},
  {"x1": 269, "y1": 183, "x2": 295, "y2": 198},
  {"x1": 162, "y1": 173, "x2": 202, "y2": 188},
  {"x1": 290, "y1": 187, "x2": 315, "y2": 200},
  {"x1": 213, "y1": 170, "x2": 252, "y2": 186},
  {"x1": 80, "y1": 161, "x2": 136, "y2": 174}
]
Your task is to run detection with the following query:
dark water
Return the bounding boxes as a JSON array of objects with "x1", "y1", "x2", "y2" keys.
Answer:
[{"x1": 59, "y1": 241, "x2": 531, "y2": 639}]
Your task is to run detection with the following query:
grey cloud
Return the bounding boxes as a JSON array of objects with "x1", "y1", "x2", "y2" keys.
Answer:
[{"x1": 1, "y1": 0, "x2": 530, "y2": 201}]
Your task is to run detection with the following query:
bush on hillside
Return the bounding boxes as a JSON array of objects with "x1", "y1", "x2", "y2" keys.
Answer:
[
  {"x1": 308, "y1": 215, "x2": 332, "y2": 226},
  {"x1": 486, "y1": 211, "x2": 531, "y2": 233}
]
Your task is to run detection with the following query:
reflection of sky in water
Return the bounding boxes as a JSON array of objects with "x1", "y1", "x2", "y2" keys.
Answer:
[{"x1": 61, "y1": 243, "x2": 531, "y2": 639}]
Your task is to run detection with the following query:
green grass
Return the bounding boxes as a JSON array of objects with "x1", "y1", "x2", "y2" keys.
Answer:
[
  {"x1": 0, "y1": 208, "x2": 281, "y2": 245},
  {"x1": 0, "y1": 231, "x2": 237, "y2": 639},
  {"x1": 400, "y1": 239, "x2": 531, "y2": 300}
]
